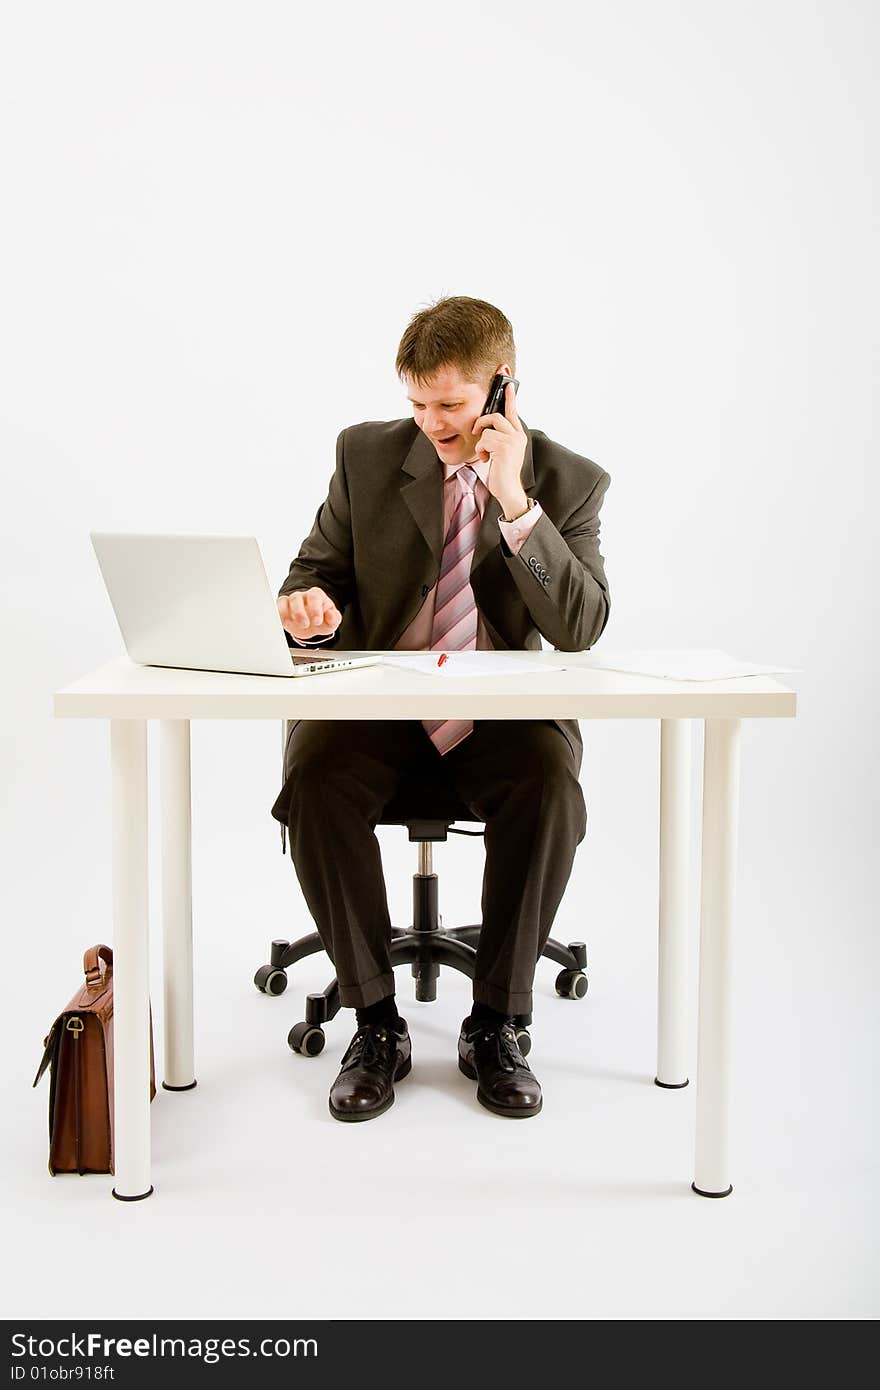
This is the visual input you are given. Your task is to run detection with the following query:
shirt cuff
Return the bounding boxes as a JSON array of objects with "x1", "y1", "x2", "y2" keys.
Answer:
[
  {"x1": 497, "y1": 500, "x2": 543, "y2": 555},
  {"x1": 289, "y1": 631, "x2": 336, "y2": 646}
]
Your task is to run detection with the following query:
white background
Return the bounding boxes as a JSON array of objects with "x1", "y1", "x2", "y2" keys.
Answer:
[{"x1": 1, "y1": 0, "x2": 876, "y2": 1321}]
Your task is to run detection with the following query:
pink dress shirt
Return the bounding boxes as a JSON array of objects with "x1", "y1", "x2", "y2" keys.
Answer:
[{"x1": 291, "y1": 455, "x2": 542, "y2": 650}]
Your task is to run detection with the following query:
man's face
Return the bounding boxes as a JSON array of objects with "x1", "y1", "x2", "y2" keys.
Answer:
[{"x1": 405, "y1": 365, "x2": 502, "y2": 466}]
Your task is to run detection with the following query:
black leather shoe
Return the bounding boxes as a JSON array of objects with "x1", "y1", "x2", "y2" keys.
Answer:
[
  {"x1": 458, "y1": 1017, "x2": 542, "y2": 1118},
  {"x1": 328, "y1": 1019, "x2": 412, "y2": 1122}
]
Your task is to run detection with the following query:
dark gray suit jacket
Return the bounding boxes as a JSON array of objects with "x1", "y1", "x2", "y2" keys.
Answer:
[{"x1": 277, "y1": 415, "x2": 611, "y2": 776}]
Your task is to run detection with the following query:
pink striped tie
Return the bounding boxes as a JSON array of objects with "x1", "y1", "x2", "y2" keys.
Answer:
[{"x1": 422, "y1": 464, "x2": 479, "y2": 755}]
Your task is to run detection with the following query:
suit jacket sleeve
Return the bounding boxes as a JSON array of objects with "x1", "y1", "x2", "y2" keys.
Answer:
[
  {"x1": 277, "y1": 429, "x2": 353, "y2": 649},
  {"x1": 498, "y1": 469, "x2": 611, "y2": 651}
]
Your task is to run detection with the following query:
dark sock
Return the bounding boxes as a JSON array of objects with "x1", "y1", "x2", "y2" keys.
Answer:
[
  {"x1": 356, "y1": 995, "x2": 401, "y2": 1030},
  {"x1": 469, "y1": 1001, "x2": 510, "y2": 1029}
]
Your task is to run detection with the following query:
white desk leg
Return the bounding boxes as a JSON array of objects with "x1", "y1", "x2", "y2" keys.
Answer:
[
  {"x1": 656, "y1": 718, "x2": 691, "y2": 1089},
  {"x1": 110, "y1": 719, "x2": 153, "y2": 1201},
  {"x1": 693, "y1": 717, "x2": 741, "y2": 1198},
  {"x1": 160, "y1": 720, "x2": 196, "y2": 1092}
]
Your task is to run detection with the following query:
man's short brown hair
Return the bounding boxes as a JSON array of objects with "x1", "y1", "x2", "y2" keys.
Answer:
[{"x1": 395, "y1": 295, "x2": 516, "y2": 390}]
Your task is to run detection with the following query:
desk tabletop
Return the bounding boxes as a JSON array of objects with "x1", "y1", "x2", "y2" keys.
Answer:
[{"x1": 53, "y1": 653, "x2": 797, "y2": 721}]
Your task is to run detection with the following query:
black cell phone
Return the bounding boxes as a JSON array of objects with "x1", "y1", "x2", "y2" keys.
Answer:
[{"x1": 480, "y1": 372, "x2": 519, "y2": 421}]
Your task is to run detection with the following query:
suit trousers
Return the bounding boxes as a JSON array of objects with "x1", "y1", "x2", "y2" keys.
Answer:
[{"x1": 273, "y1": 719, "x2": 588, "y2": 1016}]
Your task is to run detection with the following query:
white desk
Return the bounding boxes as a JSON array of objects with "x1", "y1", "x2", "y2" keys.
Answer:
[{"x1": 53, "y1": 652, "x2": 796, "y2": 1201}]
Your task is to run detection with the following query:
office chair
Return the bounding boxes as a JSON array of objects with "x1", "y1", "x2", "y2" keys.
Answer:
[{"x1": 254, "y1": 720, "x2": 589, "y2": 1056}]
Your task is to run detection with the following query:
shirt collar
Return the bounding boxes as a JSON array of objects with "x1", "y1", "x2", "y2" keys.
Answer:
[{"x1": 443, "y1": 457, "x2": 491, "y2": 487}]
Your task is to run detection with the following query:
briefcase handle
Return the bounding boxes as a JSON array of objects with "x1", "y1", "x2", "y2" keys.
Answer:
[{"x1": 83, "y1": 944, "x2": 113, "y2": 988}]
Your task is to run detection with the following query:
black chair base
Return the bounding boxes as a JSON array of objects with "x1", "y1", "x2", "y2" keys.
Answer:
[
  {"x1": 260, "y1": 775, "x2": 589, "y2": 1058},
  {"x1": 255, "y1": 878, "x2": 589, "y2": 1058}
]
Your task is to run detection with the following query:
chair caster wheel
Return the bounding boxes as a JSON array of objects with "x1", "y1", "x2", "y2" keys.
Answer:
[
  {"x1": 514, "y1": 1027, "x2": 532, "y2": 1057},
  {"x1": 555, "y1": 969, "x2": 588, "y2": 1000},
  {"x1": 254, "y1": 964, "x2": 288, "y2": 996},
  {"x1": 288, "y1": 1023, "x2": 325, "y2": 1056}
]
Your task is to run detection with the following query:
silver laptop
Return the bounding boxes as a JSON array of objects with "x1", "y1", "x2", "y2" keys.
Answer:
[{"x1": 90, "y1": 532, "x2": 381, "y2": 678}]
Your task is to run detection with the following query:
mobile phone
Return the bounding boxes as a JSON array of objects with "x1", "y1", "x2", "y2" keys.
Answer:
[{"x1": 480, "y1": 372, "x2": 519, "y2": 421}]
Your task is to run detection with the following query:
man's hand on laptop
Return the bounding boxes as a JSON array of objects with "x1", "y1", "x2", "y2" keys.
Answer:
[{"x1": 277, "y1": 588, "x2": 342, "y2": 642}]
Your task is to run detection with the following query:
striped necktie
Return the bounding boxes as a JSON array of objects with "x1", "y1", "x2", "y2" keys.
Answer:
[{"x1": 422, "y1": 463, "x2": 480, "y2": 756}]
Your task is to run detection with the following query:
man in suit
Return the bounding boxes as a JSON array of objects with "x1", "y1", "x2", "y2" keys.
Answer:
[{"x1": 271, "y1": 295, "x2": 610, "y2": 1123}]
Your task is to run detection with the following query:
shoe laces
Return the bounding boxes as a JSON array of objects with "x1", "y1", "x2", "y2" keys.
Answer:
[
  {"x1": 471, "y1": 1021, "x2": 529, "y2": 1073},
  {"x1": 340, "y1": 1024, "x2": 394, "y2": 1072}
]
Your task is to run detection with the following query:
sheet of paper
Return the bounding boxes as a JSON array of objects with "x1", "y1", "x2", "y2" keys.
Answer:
[
  {"x1": 574, "y1": 649, "x2": 801, "y2": 681},
  {"x1": 382, "y1": 652, "x2": 567, "y2": 678}
]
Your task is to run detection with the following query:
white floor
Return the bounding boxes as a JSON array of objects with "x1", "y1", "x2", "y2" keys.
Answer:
[{"x1": 2, "y1": 715, "x2": 876, "y2": 1321}]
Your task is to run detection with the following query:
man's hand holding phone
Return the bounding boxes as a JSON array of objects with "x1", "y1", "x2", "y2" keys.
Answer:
[
  {"x1": 277, "y1": 587, "x2": 342, "y2": 642},
  {"x1": 472, "y1": 378, "x2": 529, "y2": 519}
]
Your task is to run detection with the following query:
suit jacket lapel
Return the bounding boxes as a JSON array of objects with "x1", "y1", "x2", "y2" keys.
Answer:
[
  {"x1": 400, "y1": 428, "x2": 444, "y2": 562},
  {"x1": 400, "y1": 416, "x2": 536, "y2": 573}
]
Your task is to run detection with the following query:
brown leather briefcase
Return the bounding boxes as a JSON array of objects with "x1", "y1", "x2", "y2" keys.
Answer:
[{"x1": 33, "y1": 944, "x2": 156, "y2": 1175}]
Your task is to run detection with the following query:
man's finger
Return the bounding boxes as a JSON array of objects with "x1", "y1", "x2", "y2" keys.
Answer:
[
  {"x1": 278, "y1": 588, "x2": 340, "y2": 632},
  {"x1": 475, "y1": 411, "x2": 512, "y2": 432},
  {"x1": 308, "y1": 599, "x2": 340, "y2": 629}
]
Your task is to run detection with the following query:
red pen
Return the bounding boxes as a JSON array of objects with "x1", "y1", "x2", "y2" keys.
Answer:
[{"x1": 437, "y1": 653, "x2": 448, "y2": 667}]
